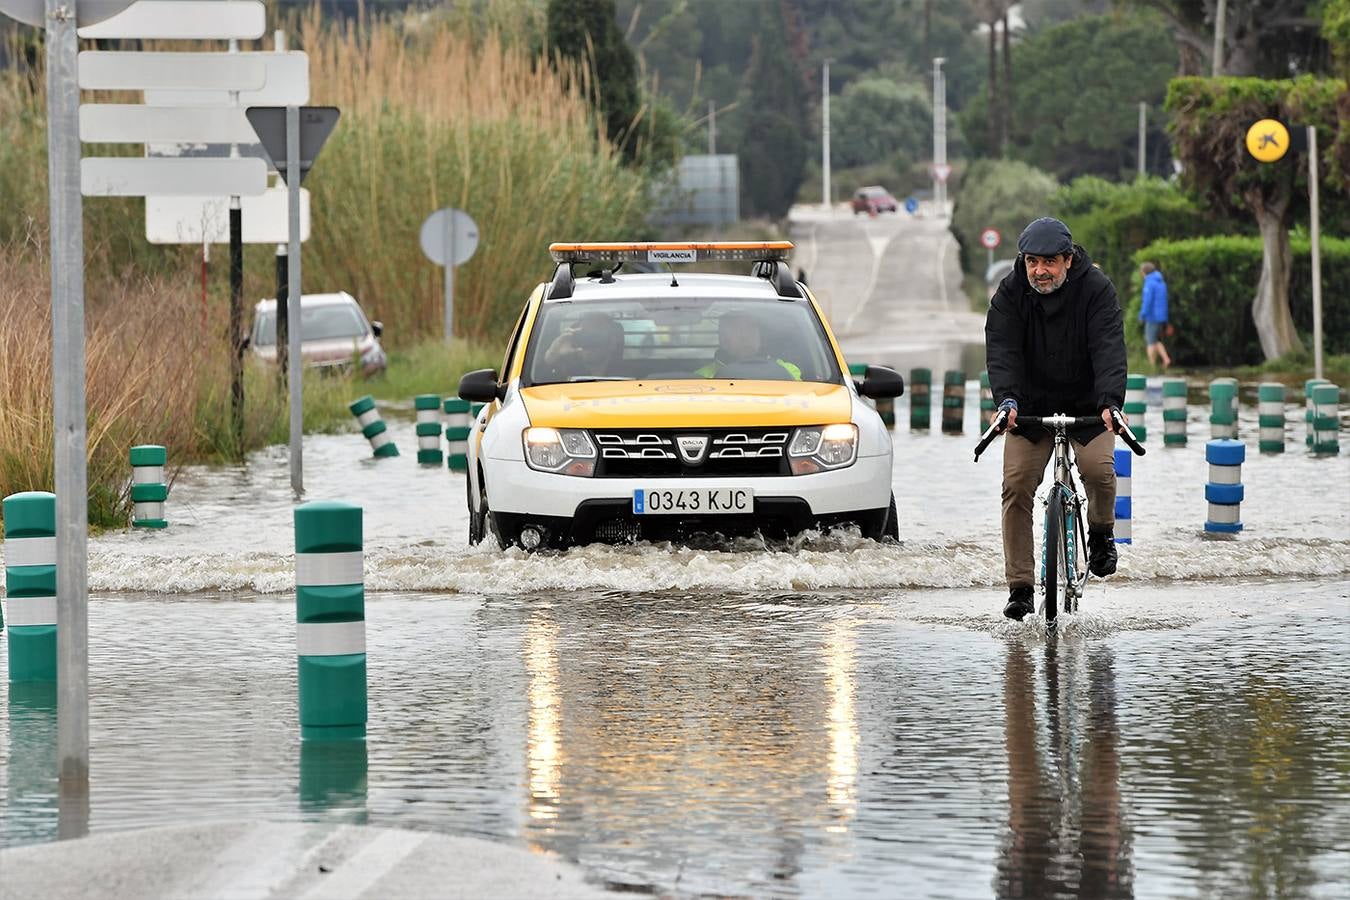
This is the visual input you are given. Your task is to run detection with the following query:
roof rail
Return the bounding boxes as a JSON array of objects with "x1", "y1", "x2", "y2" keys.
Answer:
[
  {"x1": 752, "y1": 260, "x2": 803, "y2": 299},
  {"x1": 547, "y1": 261, "x2": 575, "y2": 300}
]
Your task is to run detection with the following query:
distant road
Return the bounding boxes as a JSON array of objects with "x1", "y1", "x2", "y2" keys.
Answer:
[{"x1": 789, "y1": 204, "x2": 987, "y2": 376}]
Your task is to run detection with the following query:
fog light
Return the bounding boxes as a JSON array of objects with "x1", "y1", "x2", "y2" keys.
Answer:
[{"x1": 519, "y1": 525, "x2": 545, "y2": 551}]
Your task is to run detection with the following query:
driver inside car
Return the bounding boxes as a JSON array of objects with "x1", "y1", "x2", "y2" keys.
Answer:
[
  {"x1": 696, "y1": 311, "x2": 801, "y2": 380},
  {"x1": 541, "y1": 312, "x2": 625, "y2": 381}
]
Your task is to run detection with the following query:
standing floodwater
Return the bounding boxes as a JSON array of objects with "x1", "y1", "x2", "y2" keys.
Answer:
[{"x1": 2, "y1": 405, "x2": 1348, "y2": 897}]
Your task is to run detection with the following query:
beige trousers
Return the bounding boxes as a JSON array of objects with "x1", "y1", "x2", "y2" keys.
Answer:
[{"x1": 1001, "y1": 429, "x2": 1116, "y2": 589}]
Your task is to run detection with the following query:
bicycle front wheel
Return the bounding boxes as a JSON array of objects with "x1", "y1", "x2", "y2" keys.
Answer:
[{"x1": 1042, "y1": 490, "x2": 1070, "y2": 624}]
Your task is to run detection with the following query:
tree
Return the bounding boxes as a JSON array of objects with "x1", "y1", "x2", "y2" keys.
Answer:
[
  {"x1": 960, "y1": 13, "x2": 1176, "y2": 180},
  {"x1": 547, "y1": 0, "x2": 643, "y2": 163},
  {"x1": 830, "y1": 77, "x2": 932, "y2": 170},
  {"x1": 1166, "y1": 76, "x2": 1349, "y2": 359},
  {"x1": 737, "y1": 6, "x2": 812, "y2": 219},
  {"x1": 1115, "y1": 1, "x2": 1330, "y2": 76},
  {"x1": 950, "y1": 158, "x2": 1060, "y2": 275}
]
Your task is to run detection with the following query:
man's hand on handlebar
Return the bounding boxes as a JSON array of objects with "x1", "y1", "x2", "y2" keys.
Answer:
[
  {"x1": 1102, "y1": 407, "x2": 1116, "y2": 432},
  {"x1": 1005, "y1": 406, "x2": 1018, "y2": 432}
]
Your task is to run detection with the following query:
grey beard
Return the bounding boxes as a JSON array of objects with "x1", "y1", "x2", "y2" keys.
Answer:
[{"x1": 1030, "y1": 274, "x2": 1066, "y2": 294}]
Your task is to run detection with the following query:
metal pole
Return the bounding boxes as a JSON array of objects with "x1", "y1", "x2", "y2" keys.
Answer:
[
  {"x1": 1309, "y1": 124, "x2": 1323, "y2": 380},
  {"x1": 707, "y1": 99, "x2": 716, "y2": 155},
  {"x1": 1138, "y1": 102, "x2": 1146, "y2": 178},
  {"x1": 443, "y1": 215, "x2": 454, "y2": 341},
  {"x1": 933, "y1": 57, "x2": 947, "y2": 217},
  {"x1": 1212, "y1": 0, "x2": 1227, "y2": 76},
  {"x1": 287, "y1": 105, "x2": 303, "y2": 494},
  {"x1": 46, "y1": 0, "x2": 89, "y2": 827},
  {"x1": 987, "y1": 246, "x2": 994, "y2": 272},
  {"x1": 821, "y1": 59, "x2": 831, "y2": 211},
  {"x1": 229, "y1": 201, "x2": 243, "y2": 449}
]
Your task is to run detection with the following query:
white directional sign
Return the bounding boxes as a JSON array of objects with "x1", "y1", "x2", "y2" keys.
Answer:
[
  {"x1": 80, "y1": 105, "x2": 257, "y2": 144},
  {"x1": 82, "y1": 157, "x2": 267, "y2": 197},
  {"x1": 145, "y1": 52, "x2": 310, "y2": 108},
  {"x1": 79, "y1": 52, "x2": 266, "y2": 92},
  {"x1": 420, "y1": 208, "x2": 480, "y2": 266},
  {"x1": 147, "y1": 187, "x2": 311, "y2": 244},
  {"x1": 76, "y1": 0, "x2": 265, "y2": 39}
]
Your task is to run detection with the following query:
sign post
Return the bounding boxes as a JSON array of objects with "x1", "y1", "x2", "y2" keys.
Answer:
[
  {"x1": 980, "y1": 227, "x2": 1002, "y2": 272},
  {"x1": 419, "y1": 208, "x2": 480, "y2": 341},
  {"x1": 247, "y1": 105, "x2": 341, "y2": 494}
]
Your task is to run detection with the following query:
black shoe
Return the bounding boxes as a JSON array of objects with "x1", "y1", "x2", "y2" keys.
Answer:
[
  {"x1": 1088, "y1": 529, "x2": 1118, "y2": 577},
  {"x1": 1004, "y1": 586, "x2": 1035, "y2": 620}
]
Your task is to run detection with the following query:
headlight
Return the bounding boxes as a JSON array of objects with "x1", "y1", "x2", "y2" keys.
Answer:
[
  {"x1": 789, "y1": 423, "x2": 857, "y2": 474},
  {"x1": 523, "y1": 427, "x2": 596, "y2": 477}
]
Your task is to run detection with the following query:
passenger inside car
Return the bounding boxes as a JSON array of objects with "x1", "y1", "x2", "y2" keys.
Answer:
[
  {"x1": 541, "y1": 312, "x2": 626, "y2": 381},
  {"x1": 696, "y1": 311, "x2": 802, "y2": 380}
]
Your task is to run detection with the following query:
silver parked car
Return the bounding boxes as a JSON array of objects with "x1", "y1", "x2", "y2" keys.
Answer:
[{"x1": 249, "y1": 291, "x2": 387, "y2": 377}]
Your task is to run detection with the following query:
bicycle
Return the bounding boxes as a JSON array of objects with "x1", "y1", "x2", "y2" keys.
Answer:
[{"x1": 974, "y1": 409, "x2": 1145, "y2": 624}]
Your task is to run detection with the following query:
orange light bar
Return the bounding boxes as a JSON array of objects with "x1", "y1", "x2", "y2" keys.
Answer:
[{"x1": 549, "y1": 241, "x2": 794, "y2": 264}]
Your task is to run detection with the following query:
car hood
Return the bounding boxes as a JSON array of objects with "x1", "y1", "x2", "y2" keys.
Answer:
[
  {"x1": 254, "y1": 336, "x2": 373, "y2": 364},
  {"x1": 520, "y1": 380, "x2": 853, "y2": 428}
]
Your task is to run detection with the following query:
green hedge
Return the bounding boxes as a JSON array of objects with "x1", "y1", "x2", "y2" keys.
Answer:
[
  {"x1": 1050, "y1": 176, "x2": 1242, "y2": 296},
  {"x1": 1126, "y1": 235, "x2": 1350, "y2": 366}
]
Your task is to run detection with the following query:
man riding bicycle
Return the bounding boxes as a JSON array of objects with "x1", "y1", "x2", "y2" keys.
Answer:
[{"x1": 985, "y1": 217, "x2": 1127, "y2": 621}]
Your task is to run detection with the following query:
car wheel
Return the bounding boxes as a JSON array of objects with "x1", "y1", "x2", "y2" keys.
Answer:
[
  {"x1": 860, "y1": 493, "x2": 898, "y2": 542},
  {"x1": 466, "y1": 466, "x2": 485, "y2": 545}
]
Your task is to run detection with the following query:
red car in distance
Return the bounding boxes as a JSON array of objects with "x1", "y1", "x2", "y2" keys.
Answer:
[{"x1": 850, "y1": 185, "x2": 899, "y2": 215}]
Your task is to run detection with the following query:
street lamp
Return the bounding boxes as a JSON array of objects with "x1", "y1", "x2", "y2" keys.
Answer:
[
  {"x1": 932, "y1": 57, "x2": 947, "y2": 217},
  {"x1": 822, "y1": 58, "x2": 832, "y2": 211}
]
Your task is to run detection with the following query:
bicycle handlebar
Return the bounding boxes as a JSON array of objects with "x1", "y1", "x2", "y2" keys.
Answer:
[{"x1": 972, "y1": 408, "x2": 1147, "y2": 462}]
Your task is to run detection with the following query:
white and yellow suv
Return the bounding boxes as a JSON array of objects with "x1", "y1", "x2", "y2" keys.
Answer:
[{"x1": 457, "y1": 242, "x2": 905, "y2": 550}]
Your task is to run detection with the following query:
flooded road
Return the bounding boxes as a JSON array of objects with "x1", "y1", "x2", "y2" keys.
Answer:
[{"x1": 2, "y1": 406, "x2": 1348, "y2": 897}]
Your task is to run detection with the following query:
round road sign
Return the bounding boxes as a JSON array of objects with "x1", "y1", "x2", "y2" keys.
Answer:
[
  {"x1": 980, "y1": 228, "x2": 1001, "y2": 250},
  {"x1": 1245, "y1": 119, "x2": 1290, "y2": 163},
  {"x1": 419, "y1": 208, "x2": 479, "y2": 267}
]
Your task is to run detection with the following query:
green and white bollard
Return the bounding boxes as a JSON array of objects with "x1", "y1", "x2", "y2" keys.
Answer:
[
  {"x1": 940, "y1": 370, "x2": 965, "y2": 434},
  {"x1": 1257, "y1": 383, "x2": 1286, "y2": 453},
  {"x1": 1311, "y1": 383, "x2": 1341, "y2": 455},
  {"x1": 1208, "y1": 377, "x2": 1238, "y2": 440},
  {"x1": 444, "y1": 398, "x2": 472, "y2": 471},
  {"x1": 1304, "y1": 378, "x2": 1329, "y2": 447},
  {"x1": 349, "y1": 395, "x2": 398, "y2": 458},
  {"x1": 1124, "y1": 374, "x2": 1147, "y2": 442},
  {"x1": 295, "y1": 501, "x2": 367, "y2": 741},
  {"x1": 414, "y1": 395, "x2": 443, "y2": 466},
  {"x1": 909, "y1": 368, "x2": 932, "y2": 429},
  {"x1": 129, "y1": 444, "x2": 168, "y2": 528},
  {"x1": 979, "y1": 371, "x2": 995, "y2": 431},
  {"x1": 1161, "y1": 377, "x2": 1187, "y2": 446},
  {"x1": 4, "y1": 492, "x2": 57, "y2": 682}
]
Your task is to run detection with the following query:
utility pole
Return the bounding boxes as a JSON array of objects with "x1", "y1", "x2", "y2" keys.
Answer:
[
  {"x1": 822, "y1": 59, "x2": 831, "y2": 212},
  {"x1": 1212, "y1": 0, "x2": 1227, "y2": 75},
  {"x1": 1309, "y1": 124, "x2": 1324, "y2": 379},
  {"x1": 932, "y1": 57, "x2": 947, "y2": 217},
  {"x1": 707, "y1": 99, "x2": 716, "y2": 155},
  {"x1": 1138, "y1": 102, "x2": 1147, "y2": 178}
]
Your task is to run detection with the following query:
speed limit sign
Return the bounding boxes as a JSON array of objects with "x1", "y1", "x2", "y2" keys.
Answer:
[{"x1": 980, "y1": 228, "x2": 1001, "y2": 250}]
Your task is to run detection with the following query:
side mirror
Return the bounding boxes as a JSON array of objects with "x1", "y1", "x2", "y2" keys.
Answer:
[
  {"x1": 458, "y1": 367, "x2": 503, "y2": 403},
  {"x1": 371, "y1": 321, "x2": 383, "y2": 338},
  {"x1": 857, "y1": 364, "x2": 904, "y2": 399}
]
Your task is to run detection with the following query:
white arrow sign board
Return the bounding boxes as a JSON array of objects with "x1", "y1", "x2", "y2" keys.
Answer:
[
  {"x1": 147, "y1": 187, "x2": 311, "y2": 244},
  {"x1": 79, "y1": 52, "x2": 266, "y2": 91},
  {"x1": 80, "y1": 105, "x2": 258, "y2": 144},
  {"x1": 76, "y1": 0, "x2": 265, "y2": 39},
  {"x1": 144, "y1": 52, "x2": 310, "y2": 108},
  {"x1": 82, "y1": 157, "x2": 267, "y2": 197}
]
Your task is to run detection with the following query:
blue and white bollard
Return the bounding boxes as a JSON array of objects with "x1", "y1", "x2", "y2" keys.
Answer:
[
  {"x1": 349, "y1": 395, "x2": 398, "y2": 458},
  {"x1": 3, "y1": 492, "x2": 58, "y2": 682},
  {"x1": 414, "y1": 395, "x2": 443, "y2": 466},
  {"x1": 129, "y1": 444, "x2": 168, "y2": 528},
  {"x1": 1113, "y1": 448, "x2": 1132, "y2": 544},
  {"x1": 444, "y1": 398, "x2": 472, "y2": 471},
  {"x1": 1204, "y1": 439, "x2": 1245, "y2": 534},
  {"x1": 295, "y1": 501, "x2": 367, "y2": 741}
]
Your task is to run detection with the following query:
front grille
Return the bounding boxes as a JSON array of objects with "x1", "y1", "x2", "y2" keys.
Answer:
[{"x1": 593, "y1": 429, "x2": 791, "y2": 477}]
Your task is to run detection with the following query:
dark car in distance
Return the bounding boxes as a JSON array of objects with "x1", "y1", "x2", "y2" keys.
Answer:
[{"x1": 850, "y1": 185, "x2": 899, "y2": 215}]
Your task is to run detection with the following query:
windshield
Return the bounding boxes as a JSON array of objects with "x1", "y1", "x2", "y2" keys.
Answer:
[
  {"x1": 522, "y1": 297, "x2": 842, "y2": 386},
  {"x1": 252, "y1": 303, "x2": 368, "y2": 347}
]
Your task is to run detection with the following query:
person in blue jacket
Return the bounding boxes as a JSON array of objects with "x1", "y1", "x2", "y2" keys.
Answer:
[{"x1": 1139, "y1": 262, "x2": 1171, "y2": 370}]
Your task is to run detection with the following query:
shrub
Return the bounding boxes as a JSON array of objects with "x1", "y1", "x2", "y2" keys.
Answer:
[
  {"x1": 1125, "y1": 235, "x2": 1350, "y2": 367},
  {"x1": 951, "y1": 159, "x2": 1059, "y2": 275}
]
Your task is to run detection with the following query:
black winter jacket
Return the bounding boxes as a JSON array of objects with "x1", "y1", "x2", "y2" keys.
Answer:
[{"x1": 984, "y1": 244, "x2": 1127, "y2": 444}]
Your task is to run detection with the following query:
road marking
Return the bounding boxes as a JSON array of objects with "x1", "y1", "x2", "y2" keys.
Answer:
[{"x1": 300, "y1": 830, "x2": 430, "y2": 899}]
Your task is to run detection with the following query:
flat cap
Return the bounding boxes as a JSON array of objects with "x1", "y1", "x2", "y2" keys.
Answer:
[{"x1": 1017, "y1": 217, "x2": 1073, "y2": 256}]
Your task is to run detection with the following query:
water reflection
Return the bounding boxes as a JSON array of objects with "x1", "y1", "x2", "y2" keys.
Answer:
[
  {"x1": 516, "y1": 594, "x2": 863, "y2": 894},
  {"x1": 998, "y1": 638, "x2": 1132, "y2": 898},
  {"x1": 4, "y1": 683, "x2": 59, "y2": 845},
  {"x1": 300, "y1": 739, "x2": 369, "y2": 825}
]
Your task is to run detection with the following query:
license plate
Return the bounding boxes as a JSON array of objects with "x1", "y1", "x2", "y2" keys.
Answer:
[{"x1": 633, "y1": 487, "x2": 753, "y2": 515}]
